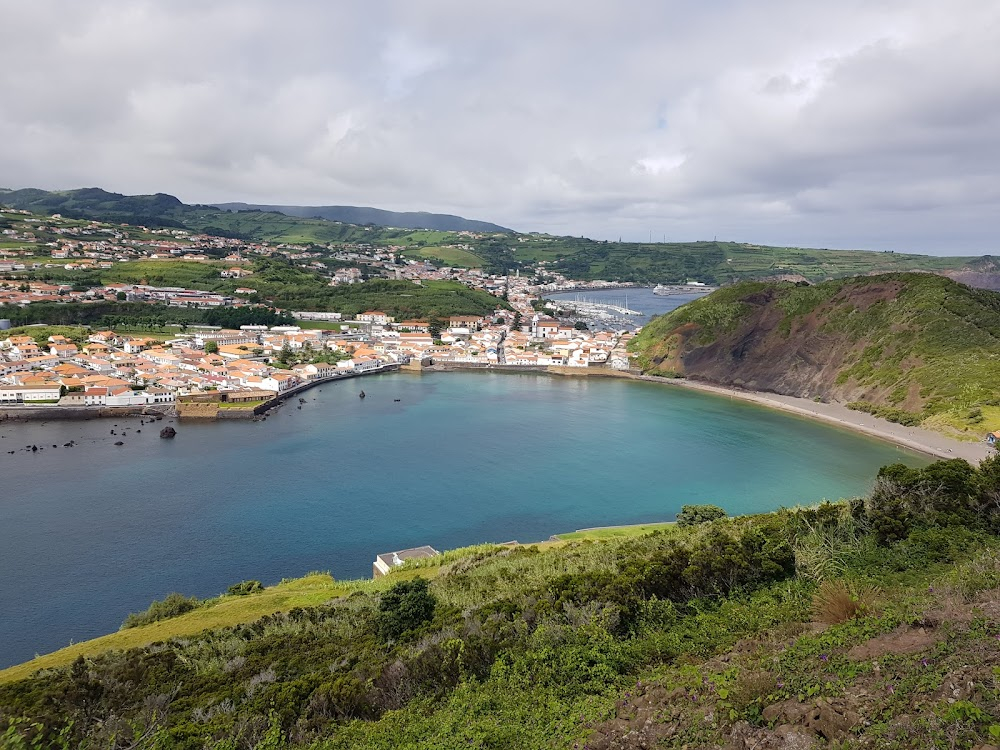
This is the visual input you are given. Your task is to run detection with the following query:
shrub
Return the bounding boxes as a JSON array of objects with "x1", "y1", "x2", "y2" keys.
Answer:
[
  {"x1": 121, "y1": 592, "x2": 200, "y2": 629},
  {"x1": 227, "y1": 580, "x2": 264, "y2": 596},
  {"x1": 846, "y1": 400, "x2": 923, "y2": 426},
  {"x1": 377, "y1": 578, "x2": 436, "y2": 641},
  {"x1": 675, "y1": 504, "x2": 727, "y2": 527},
  {"x1": 811, "y1": 579, "x2": 878, "y2": 624}
]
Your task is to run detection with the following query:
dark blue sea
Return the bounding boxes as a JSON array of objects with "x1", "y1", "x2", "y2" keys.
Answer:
[{"x1": 0, "y1": 372, "x2": 924, "y2": 668}]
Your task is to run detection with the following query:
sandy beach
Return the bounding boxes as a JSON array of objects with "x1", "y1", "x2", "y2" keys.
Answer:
[{"x1": 633, "y1": 375, "x2": 993, "y2": 464}]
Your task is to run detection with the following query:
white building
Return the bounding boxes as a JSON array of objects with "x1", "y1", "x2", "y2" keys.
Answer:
[{"x1": 0, "y1": 384, "x2": 62, "y2": 404}]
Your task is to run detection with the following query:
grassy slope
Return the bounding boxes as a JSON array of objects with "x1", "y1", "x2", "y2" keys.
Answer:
[
  {"x1": 0, "y1": 532, "x2": 623, "y2": 686},
  {"x1": 631, "y1": 273, "x2": 1000, "y2": 435},
  {"x1": 0, "y1": 565, "x2": 463, "y2": 686},
  {"x1": 8, "y1": 479, "x2": 1000, "y2": 749},
  {"x1": 0, "y1": 575, "x2": 344, "y2": 685}
]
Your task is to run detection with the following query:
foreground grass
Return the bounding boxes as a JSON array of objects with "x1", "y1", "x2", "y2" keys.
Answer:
[
  {"x1": 8, "y1": 467, "x2": 1000, "y2": 748},
  {"x1": 0, "y1": 558, "x2": 462, "y2": 687}
]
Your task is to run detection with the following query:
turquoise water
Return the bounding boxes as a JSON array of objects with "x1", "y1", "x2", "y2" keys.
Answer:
[{"x1": 0, "y1": 372, "x2": 925, "y2": 667}]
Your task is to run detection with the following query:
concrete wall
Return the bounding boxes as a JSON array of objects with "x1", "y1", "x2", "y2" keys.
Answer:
[{"x1": 0, "y1": 405, "x2": 172, "y2": 421}]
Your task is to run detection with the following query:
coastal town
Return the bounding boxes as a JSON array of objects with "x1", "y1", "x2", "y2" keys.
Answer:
[
  {"x1": 0, "y1": 208, "x2": 643, "y2": 411},
  {"x1": 0, "y1": 309, "x2": 638, "y2": 410}
]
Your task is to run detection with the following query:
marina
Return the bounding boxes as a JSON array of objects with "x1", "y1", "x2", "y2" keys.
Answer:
[{"x1": 545, "y1": 286, "x2": 713, "y2": 327}]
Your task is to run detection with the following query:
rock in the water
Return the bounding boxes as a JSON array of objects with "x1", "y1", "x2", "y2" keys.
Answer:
[{"x1": 160, "y1": 427, "x2": 177, "y2": 439}]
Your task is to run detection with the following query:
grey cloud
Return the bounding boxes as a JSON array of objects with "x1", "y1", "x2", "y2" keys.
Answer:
[{"x1": 0, "y1": 0, "x2": 997, "y2": 253}]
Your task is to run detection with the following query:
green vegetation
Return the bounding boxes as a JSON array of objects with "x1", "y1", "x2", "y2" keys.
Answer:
[
  {"x1": 511, "y1": 236, "x2": 979, "y2": 284},
  {"x1": 0, "y1": 325, "x2": 90, "y2": 346},
  {"x1": 84, "y1": 258, "x2": 503, "y2": 318},
  {"x1": 675, "y1": 503, "x2": 728, "y2": 526},
  {"x1": 0, "y1": 301, "x2": 291, "y2": 330},
  {"x1": 102, "y1": 260, "x2": 226, "y2": 288},
  {"x1": 632, "y1": 273, "x2": 1000, "y2": 436},
  {"x1": 227, "y1": 580, "x2": 265, "y2": 596},
  {"x1": 400, "y1": 246, "x2": 484, "y2": 268},
  {"x1": 7, "y1": 458, "x2": 1000, "y2": 747},
  {"x1": 121, "y1": 593, "x2": 201, "y2": 629},
  {"x1": 317, "y1": 279, "x2": 504, "y2": 319},
  {"x1": 4, "y1": 188, "x2": 992, "y2": 283},
  {"x1": 0, "y1": 189, "x2": 493, "y2": 247},
  {"x1": 555, "y1": 522, "x2": 677, "y2": 540}
]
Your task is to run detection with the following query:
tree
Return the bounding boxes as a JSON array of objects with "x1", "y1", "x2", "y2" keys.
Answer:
[
  {"x1": 116, "y1": 291, "x2": 127, "y2": 301},
  {"x1": 428, "y1": 317, "x2": 445, "y2": 339},
  {"x1": 203, "y1": 340, "x2": 219, "y2": 354},
  {"x1": 574, "y1": 321, "x2": 589, "y2": 330}
]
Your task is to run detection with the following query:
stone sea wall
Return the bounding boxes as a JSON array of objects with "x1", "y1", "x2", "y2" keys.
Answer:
[{"x1": 0, "y1": 405, "x2": 172, "y2": 422}]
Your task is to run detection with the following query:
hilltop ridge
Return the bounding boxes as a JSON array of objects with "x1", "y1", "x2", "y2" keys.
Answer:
[
  {"x1": 0, "y1": 187, "x2": 509, "y2": 235},
  {"x1": 213, "y1": 202, "x2": 512, "y2": 233},
  {"x1": 631, "y1": 272, "x2": 1000, "y2": 438},
  {"x1": 3, "y1": 187, "x2": 998, "y2": 285}
]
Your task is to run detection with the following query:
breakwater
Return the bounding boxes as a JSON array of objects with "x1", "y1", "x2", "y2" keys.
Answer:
[{"x1": 0, "y1": 405, "x2": 170, "y2": 422}]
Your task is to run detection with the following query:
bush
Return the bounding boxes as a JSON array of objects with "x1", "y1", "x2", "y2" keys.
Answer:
[
  {"x1": 675, "y1": 504, "x2": 727, "y2": 526},
  {"x1": 121, "y1": 592, "x2": 200, "y2": 629},
  {"x1": 377, "y1": 578, "x2": 436, "y2": 641},
  {"x1": 811, "y1": 579, "x2": 877, "y2": 624},
  {"x1": 227, "y1": 580, "x2": 264, "y2": 596},
  {"x1": 846, "y1": 400, "x2": 923, "y2": 426},
  {"x1": 863, "y1": 460, "x2": 986, "y2": 541}
]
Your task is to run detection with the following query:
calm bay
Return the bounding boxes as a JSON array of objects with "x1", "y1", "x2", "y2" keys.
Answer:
[{"x1": 0, "y1": 371, "x2": 925, "y2": 668}]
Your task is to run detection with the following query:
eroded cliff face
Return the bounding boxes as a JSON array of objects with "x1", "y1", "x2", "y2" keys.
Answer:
[
  {"x1": 633, "y1": 276, "x2": 937, "y2": 412},
  {"x1": 686, "y1": 281, "x2": 896, "y2": 399}
]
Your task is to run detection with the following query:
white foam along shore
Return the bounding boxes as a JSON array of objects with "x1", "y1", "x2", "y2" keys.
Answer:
[{"x1": 631, "y1": 375, "x2": 993, "y2": 464}]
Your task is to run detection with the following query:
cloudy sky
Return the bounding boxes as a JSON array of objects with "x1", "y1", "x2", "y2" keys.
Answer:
[{"x1": 1, "y1": 1, "x2": 998, "y2": 253}]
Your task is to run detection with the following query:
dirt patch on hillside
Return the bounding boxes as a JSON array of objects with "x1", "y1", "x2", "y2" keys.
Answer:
[{"x1": 847, "y1": 626, "x2": 938, "y2": 661}]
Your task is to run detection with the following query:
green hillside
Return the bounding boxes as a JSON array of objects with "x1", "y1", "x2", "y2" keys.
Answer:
[
  {"x1": 513, "y1": 236, "x2": 985, "y2": 284},
  {"x1": 3, "y1": 188, "x2": 992, "y2": 283},
  {"x1": 6, "y1": 459, "x2": 1000, "y2": 748},
  {"x1": 213, "y1": 202, "x2": 511, "y2": 233},
  {"x1": 0, "y1": 188, "x2": 480, "y2": 246},
  {"x1": 631, "y1": 273, "x2": 1000, "y2": 437}
]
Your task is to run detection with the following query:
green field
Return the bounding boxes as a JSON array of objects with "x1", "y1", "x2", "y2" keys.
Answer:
[
  {"x1": 401, "y1": 245, "x2": 484, "y2": 267},
  {"x1": 102, "y1": 259, "x2": 227, "y2": 287},
  {"x1": 556, "y1": 522, "x2": 677, "y2": 540}
]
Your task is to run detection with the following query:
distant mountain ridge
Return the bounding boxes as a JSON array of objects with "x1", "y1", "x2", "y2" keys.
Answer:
[
  {"x1": 0, "y1": 187, "x2": 511, "y2": 235},
  {"x1": 213, "y1": 202, "x2": 511, "y2": 233}
]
